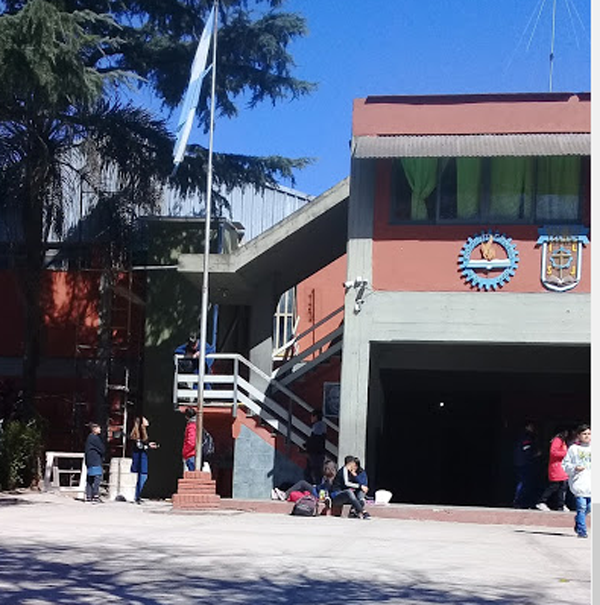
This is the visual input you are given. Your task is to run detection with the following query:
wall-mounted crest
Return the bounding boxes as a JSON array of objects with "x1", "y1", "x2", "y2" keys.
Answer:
[
  {"x1": 459, "y1": 231, "x2": 519, "y2": 291},
  {"x1": 536, "y1": 226, "x2": 589, "y2": 292}
]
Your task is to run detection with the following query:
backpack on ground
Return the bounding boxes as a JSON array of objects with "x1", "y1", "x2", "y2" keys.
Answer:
[{"x1": 290, "y1": 494, "x2": 318, "y2": 517}]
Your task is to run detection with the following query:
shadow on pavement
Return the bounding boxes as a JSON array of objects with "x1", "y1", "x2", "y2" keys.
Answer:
[
  {"x1": 513, "y1": 529, "x2": 572, "y2": 537},
  {"x1": 0, "y1": 542, "x2": 551, "y2": 605},
  {"x1": 0, "y1": 497, "x2": 35, "y2": 507}
]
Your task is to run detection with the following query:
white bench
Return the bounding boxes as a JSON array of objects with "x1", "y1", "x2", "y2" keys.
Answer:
[{"x1": 43, "y1": 451, "x2": 87, "y2": 498}]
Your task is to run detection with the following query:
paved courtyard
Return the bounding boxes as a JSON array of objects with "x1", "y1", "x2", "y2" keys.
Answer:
[{"x1": 0, "y1": 491, "x2": 591, "y2": 604}]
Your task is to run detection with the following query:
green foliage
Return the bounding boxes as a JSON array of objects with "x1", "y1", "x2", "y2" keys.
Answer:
[
  {"x1": 0, "y1": 0, "x2": 315, "y2": 416},
  {"x1": 0, "y1": 418, "x2": 45, "y2": 490}
]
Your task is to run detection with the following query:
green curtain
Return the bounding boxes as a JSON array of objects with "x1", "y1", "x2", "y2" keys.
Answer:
[
  {"x1": 456, "y1": 157, "x2": 482, "y2": 219},
  {"x1": 401, "y1": 158, "x2": 438, "y2": 220},
  {"x1": 536, "y1": 156, "x2": 581, "y2": 221},
  {"x1": 490, "y1": 157, "x2": 534, "y2": 220}
]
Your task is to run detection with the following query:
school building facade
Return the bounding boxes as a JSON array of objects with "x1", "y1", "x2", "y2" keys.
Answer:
[{"x1": 337, "y1": 92, "x2": 591, "y2": 505}]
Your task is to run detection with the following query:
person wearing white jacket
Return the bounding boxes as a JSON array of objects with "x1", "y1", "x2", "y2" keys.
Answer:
[{"x1": 562, "y1": 424, "x2": 591, "y2": 538}]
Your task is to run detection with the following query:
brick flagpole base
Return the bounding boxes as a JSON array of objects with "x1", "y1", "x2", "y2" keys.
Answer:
[{"x1": 172, "y1": 470, "x2": 220, "y2": 510}]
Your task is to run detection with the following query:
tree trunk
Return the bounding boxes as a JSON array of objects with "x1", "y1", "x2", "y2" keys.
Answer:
[
  {"x1": 19, "y1": 148, "x2": 47, "y2": 420},
  {"x1": 95, "y1": 254, "x2": 114, "y2": 434}
]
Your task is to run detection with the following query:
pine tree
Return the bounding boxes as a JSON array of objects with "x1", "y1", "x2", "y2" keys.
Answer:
[{"x1": 0, "y1": 0, "x2": 314, "y2": 418}]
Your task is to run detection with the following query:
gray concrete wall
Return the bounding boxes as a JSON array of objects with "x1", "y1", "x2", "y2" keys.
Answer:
[
  {"x1": 338, "y1": 159, "x2": 376, "y2": 466},
  {"x1": 232, "y1": 425, "x2": 304, "y2": 499},
  {"x1": 362, "y1": 291, "x2": 590, "y2": 346}
]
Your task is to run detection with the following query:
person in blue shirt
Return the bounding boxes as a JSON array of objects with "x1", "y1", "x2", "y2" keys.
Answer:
[
  {"x1": 175, "y1": 334, "x2": 215, "y2": 401},
  {"x1": 84, "y1": 423, "x2": 105, "y2": 503}
]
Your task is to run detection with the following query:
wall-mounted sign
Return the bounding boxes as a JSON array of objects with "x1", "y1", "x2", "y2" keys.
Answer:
[
  {"x1": 536, "y1": 226, "x2": 589, "y2": 292},
  {"x1": 323, "y1": 382, "x2": 340, "y2": 418},
  {"x1": 458, "y1": 231, "x2": 519, "y2": 291}
]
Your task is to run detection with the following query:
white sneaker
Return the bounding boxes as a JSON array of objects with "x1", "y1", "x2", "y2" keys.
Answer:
[
  {"x1": 536, "y1": 503, "x2": 550, "y2": 512},
  {"x1": 562, "y1": 506, "x2": 570, "y2": 512},
  {"x1": 275, "y1": 487, "x2": 287, "y2": 501},
  {"x1": 270, "y1": 489, "x2": 279, "y2": 501}
]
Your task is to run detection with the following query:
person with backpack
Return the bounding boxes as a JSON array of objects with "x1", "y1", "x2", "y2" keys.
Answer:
[
  {"x1": 181, "y1": 408, "x2": 215, "y2": 472},
  {"x1": 330, "y1": 455, "x2": 370, "y2": 519}
]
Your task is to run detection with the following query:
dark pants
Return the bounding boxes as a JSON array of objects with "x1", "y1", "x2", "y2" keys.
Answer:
[
  {"x1": 305, "y1": 453, "x2": 325, "y2": 484},
  {"x1": 513, "y1": 465, "x2": 535, "y2": 508},
  {"x1": 285, "y1": 480, "x2": 317, "y2": 499},
  {"x1": 332, "y1": 489, "x2": 364, "y2": 515},
  {"x1": 538, "y1": 480, "x2": 568, "y2": 509},
  {"x1": 86, "y1": 475, "x2": 101, "y2": 501}
]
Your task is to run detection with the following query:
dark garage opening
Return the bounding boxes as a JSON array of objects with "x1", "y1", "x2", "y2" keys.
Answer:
[{"x1": 373, "y1": 366, "x2": 590, "y2": 508}]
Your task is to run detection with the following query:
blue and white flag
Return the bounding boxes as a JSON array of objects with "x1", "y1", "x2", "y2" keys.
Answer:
[{"x1": 172, "y1": 4, "x2": 216, "y2": 167}]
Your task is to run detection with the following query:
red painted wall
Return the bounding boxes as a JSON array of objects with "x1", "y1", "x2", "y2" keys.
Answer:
[
  {"x1": 372, "y1": 161, "x2": 591, "y2": 293},
  {"x1": 0, "y1": 269, "x2": 145, "y2": 452},
  {"x1": 295, "y1": 256, "x2": 346, "y2": 359},
  {"x1": 353, "y1": 93, "x2": 590, "y2": 136}
]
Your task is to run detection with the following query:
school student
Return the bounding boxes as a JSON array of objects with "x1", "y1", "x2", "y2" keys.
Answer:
[
  {"x1": 562, "y1": 424, "x2": 591, "y2": 538},
  {"x1": 84, "y1": 423, "x2": 105, "y2": 503},
  {"x1": 330, "y1": 455, "x2": 370, "y2": 519}
]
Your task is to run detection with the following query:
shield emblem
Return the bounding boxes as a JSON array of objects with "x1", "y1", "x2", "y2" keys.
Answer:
[{"x1": 537, "y1": 226, "x2": 589, "y2": 292}]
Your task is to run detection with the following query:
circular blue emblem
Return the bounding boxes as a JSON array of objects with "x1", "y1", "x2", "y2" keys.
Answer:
[{"x1": 458, "y1": 231, "x2": 519, "y2": 291}]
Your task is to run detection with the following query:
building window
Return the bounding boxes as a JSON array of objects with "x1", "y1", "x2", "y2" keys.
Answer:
[
  {"x1": 391, "y1": 156, "x2": 586, "y2": 225},
  {"x1": 273, "y1": 288, "x2": 297, "y2": 357}
]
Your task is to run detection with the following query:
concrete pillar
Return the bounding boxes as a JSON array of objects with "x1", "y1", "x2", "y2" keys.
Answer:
[
  {"x1": 338, "y1": 159, "x2": 376, "y2": 465},
  {"x1": 248, "y1": 280, "x2": 276, "y2": 379}
]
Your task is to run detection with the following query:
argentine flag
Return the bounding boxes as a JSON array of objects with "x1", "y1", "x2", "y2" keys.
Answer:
[{"x1": 172, "y1": 4, "x2": 216, "y2": 167}]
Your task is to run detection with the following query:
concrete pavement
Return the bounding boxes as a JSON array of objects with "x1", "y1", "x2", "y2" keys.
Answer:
[{"x1": 0, "y1": 490, "x2": 591, "y2": 605}]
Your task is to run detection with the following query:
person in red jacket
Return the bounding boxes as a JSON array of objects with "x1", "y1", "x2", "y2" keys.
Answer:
[
  {"x1": 181, "y1": 407, "x2": 215, "y2": 472},
  {"x1": 182, "y1": 408, "x2": 197, "y2": 471},
  {"x1": 535, "y1": 428, "x2": 570, "y2": 512}
]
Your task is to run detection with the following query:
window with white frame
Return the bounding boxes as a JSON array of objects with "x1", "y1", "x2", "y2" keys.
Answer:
[{"x1": 273, "y1": 288, "x2": 297, "y2": 357}]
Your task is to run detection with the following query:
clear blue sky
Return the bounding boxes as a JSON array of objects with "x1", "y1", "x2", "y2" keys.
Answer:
[{"x1": 142, "y1": 0, "x2": 593, "y2": 198}]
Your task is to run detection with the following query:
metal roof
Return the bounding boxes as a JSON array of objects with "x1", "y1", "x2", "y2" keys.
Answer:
[{"x1": 351, "y1": 133, "x2": 591, "y2": 159}]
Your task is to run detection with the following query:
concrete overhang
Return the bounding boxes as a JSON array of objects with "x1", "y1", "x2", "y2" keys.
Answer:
[{"x1": 178, "y1": 178, "x2": 349, "y2": 304}]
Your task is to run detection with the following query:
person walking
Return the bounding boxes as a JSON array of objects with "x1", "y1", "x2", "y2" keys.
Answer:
[
  {"x1": 84, "y1": 423, "x2": 105, "y2": 503},
  {"x1": 130, "y1": 416, "x2": 158, "y2": 504},
  {"x1": 535, "y1": 429, "x2": 570, "y2": 512},
  {"x1": 512, "y1": 422, "x2": 541, "y2": 509},
  {"x1": 562, "y1": 424, "x2": 591, "y2": 538}
]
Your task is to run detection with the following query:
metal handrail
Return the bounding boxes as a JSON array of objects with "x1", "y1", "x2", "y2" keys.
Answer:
[
  {"x1": 173, "y1": 352, "x2": 339, "y2": 435},
  {"x1": 272, "y1": 304, "x2": 344, "y2": 361}
]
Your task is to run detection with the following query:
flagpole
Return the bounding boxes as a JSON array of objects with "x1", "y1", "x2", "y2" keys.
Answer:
[{"x1": 195, "y1": 0, "x2": 218, "y2": 472}]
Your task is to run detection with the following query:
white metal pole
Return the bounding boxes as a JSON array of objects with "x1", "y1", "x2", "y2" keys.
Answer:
[{"x1": 195, "y1": 0, "x2": 218, "y2": 472}]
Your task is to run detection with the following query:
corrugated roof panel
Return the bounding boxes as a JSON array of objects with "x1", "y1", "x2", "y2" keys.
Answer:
[{"x1": 352, "y1": 133, "x2": 591, "y2": 158}]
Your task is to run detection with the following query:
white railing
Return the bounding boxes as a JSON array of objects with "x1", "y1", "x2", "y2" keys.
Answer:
[
  {"x1": 173, "y1": 352, "x2": 338, "y2": 458},
  {"x1": 272, "y1": 305, "x2": 344, "y2": 386}
]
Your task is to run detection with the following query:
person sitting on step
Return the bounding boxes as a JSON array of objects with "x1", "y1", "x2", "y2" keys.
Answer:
[{"x1": 330, "y1": 455, "x2": 370, "y2": 519}]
